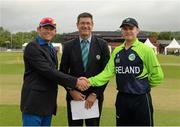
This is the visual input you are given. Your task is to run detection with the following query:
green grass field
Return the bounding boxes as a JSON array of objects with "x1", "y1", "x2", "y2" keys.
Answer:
[{"x1": 0, "y1": 52, "x2": 180, "y2": 126}]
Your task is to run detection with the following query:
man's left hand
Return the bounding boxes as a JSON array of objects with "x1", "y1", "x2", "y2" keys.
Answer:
[{"x1": 85, "y1": 93, "x2": 97, "y2": 109}]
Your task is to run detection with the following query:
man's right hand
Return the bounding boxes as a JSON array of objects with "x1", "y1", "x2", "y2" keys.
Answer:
[
  {"x1": 69, "y1": 90, "x2": 86, "y2": 101},
  {"x1": 75, "y1": 77, "x2": 90, "y2": 91}
]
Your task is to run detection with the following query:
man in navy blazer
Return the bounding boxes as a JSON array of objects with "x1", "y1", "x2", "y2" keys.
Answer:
[
  {"x1": 20, "y1": 17, "x2": 89, "y2": 126},
  {"x1": 60, "y1": 12, "x2": 110, "y2": 126}
]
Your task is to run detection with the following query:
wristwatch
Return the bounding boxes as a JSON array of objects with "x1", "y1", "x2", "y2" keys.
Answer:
[{"x1": 91, "y1": 93, "x2": 97, "y2": 97}]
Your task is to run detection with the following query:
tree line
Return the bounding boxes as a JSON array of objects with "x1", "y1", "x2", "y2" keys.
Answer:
[
  {"x1": 0, "y1": 27, "x2": 62, "y2": 48},
  {"x1": 0, "y1": 26, "x2": 180, "y2": 48}
]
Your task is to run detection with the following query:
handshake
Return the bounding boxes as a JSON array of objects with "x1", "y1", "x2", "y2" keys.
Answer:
[{"x1": 75, "y1": 77, "x2": 90, "y2": 91}]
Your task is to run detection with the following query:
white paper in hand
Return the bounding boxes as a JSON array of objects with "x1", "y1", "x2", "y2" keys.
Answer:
[{"x1": 70, "y1": 99, "x2": 99, "y2": 120}]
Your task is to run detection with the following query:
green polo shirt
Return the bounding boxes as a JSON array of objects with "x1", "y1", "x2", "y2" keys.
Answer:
[{"x1": 88, "y1": 38, "x2": 164, "y2": 94}]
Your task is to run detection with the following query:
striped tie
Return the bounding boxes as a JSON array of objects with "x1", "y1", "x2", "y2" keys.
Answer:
[{"x1": 81, "y1": 40, "x2": 89, "y2": 71}]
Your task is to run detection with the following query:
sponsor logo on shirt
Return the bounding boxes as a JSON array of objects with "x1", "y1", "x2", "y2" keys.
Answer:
[{"x1": 116, "y1": 66, "x2": 140, "y2": 74}]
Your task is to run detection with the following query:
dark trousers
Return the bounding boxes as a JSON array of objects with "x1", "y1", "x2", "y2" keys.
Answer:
[
  {"x1": 66, "y1": 99, "x2": 103, "y2": 126},
  {"x1": 115, "y1": 92, "x2": 154, "y2": 126}
]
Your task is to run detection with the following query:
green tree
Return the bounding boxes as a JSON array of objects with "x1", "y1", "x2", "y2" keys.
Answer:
[
  {"x1": 0, "y1": 27, "x2": 11, "y2": 47},
  {"x1": 158, "y1": 32, "x2": 173, "y2": 40},
  {"x1": 149, "y1": 32, "x2": 159, "y2": 39}
]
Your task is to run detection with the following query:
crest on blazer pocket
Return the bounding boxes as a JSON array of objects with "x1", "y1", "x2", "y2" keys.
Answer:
[{"x1": 96, "y1": 55, "x2": 101, "y2": 60}]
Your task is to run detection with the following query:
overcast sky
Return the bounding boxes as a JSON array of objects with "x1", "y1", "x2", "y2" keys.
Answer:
[{"x1": 0, "y1": 0, "x2": 180, "y2": 33}]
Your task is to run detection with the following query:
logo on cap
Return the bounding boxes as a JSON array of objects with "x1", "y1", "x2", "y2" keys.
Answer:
[
  {"x1": 39, "y1": 17, "x2": 56, "y2": 28},
  {"x1": 126, "y1": 18, "x2": 131, "y2": 22}
]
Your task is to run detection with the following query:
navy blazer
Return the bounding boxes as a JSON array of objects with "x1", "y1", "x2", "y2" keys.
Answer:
[
  {"x1": 20, "y1": 40, "x2": 77, "y2": 116},
  {"x1": 60, "y1": 36, "x2": 110, "y2": 101}
]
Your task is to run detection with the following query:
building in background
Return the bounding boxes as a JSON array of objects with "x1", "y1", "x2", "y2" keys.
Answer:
[{"x1": 61, "y1": 31, "x2": 148, "y2": 51}]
